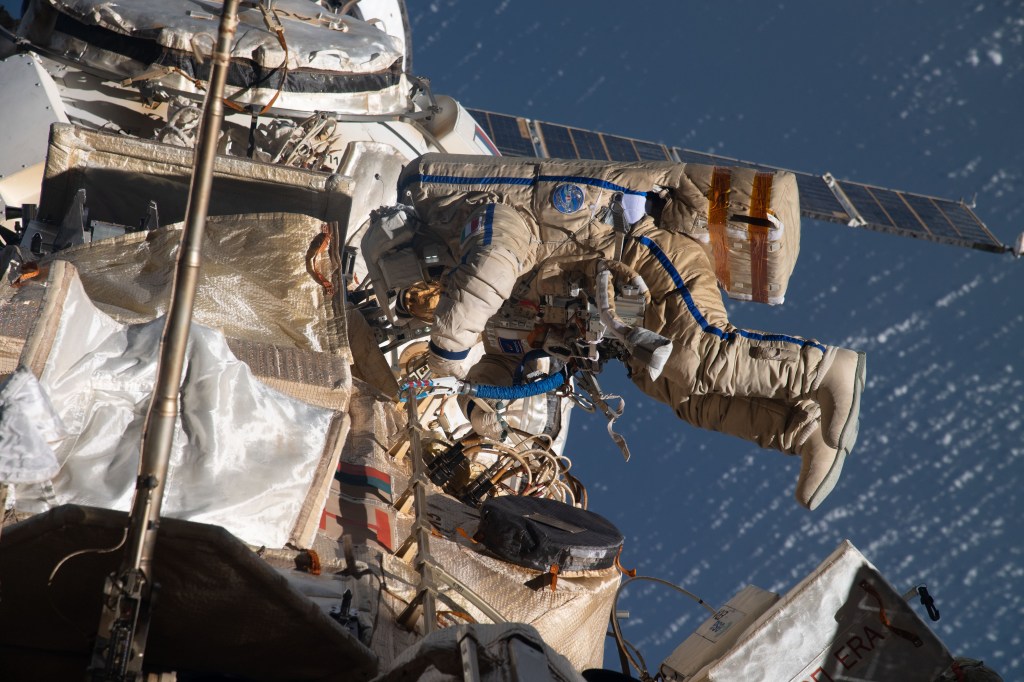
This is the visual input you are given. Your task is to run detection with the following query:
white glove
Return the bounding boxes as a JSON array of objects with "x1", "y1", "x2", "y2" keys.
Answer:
[{"x1": 621, "y1": 193, "x2": 647, "y2": 225}]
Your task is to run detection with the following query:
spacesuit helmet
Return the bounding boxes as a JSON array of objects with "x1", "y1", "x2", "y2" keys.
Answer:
[{"x1": 396, "y1": 280, "x2": 443, "y2": 322}]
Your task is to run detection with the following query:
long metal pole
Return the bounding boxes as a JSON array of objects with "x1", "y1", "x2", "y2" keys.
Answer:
[
  {"x1": 396, "y1": 391, "x2": 437, "y2": 634},
  {"x1": 89, "y1": 2, "x2": 241, "y2": 679},
  {"x1": 127, "y1": 0, "x2": 240, "y2": 581}
]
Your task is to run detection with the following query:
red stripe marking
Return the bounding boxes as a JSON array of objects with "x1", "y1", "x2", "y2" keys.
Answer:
[{"x1": 338, "y1": 462, "x2": 391, "y2": 485}]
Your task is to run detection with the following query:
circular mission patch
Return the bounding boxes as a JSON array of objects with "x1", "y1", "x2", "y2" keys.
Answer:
[{"x1": 550, "y1": 183, "x2": 585, "y2": 214}]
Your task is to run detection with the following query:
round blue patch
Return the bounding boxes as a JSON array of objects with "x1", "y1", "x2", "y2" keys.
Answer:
[{"x1": 551, "y1": 183, "x2": 585, "y2": 214}]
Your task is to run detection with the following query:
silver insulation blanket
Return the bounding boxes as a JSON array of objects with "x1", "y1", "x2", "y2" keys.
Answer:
[
  {"x1": 19, "y1": 0, "x2": 410, "y2": 115},
  {"x1": 42, "y1": 0, "x2": 402, "y2": 72},
  {"x1": 0, "y1": 366, "x2": 65, "y2": 484},
  {"x1": 43, "y1": 213, "x2": 344, "y2": 353},
  {"x1": 11, "y1": 262, "x2": 342, "y2": 548}
]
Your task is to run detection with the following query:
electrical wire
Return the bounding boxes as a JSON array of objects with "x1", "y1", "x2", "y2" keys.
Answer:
[
  {"x1": 45, "y1": 528, "x2": 130, "y2": 636},
  {"x1": 611, "y1": 575, "x2": 718, "y2": 681}
]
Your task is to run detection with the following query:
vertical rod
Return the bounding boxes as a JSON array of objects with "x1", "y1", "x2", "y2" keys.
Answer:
[
  {"x1": 406, "y1": 391, "x2": 436, "y2": 634},
  {"x1": 127, "y1": 0, "x2": 240, "y2": 602},
  {"x1": 89, "y1": 2, "x2": 240, "y2": 678}
]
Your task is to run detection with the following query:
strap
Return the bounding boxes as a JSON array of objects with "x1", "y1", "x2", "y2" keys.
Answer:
[
  {"x1": 223, "y1": 2, "x2": 290, "y2": 115},
  {"x1": 306, "y1": 223, "x2": 335, "y2": 296},
  {"x1": 708, "y1": 168, "x2": 732, "y2": 290},
  {"x1": 609, "y1": 192, "x2": 630, "y2": 261},
  {"x1": 859, "y1": 579, "x2": 923, "y2": 647},
  {"x1": 615, "y1": 547, "x2": 637, "y2": 578},
  {"x1": 747, "y1": 172, "x2": 774, "y2": 303},
  {"x1": 13, "y1": 262, "x2": 42, "y2": 287},
  {"x1": 428, "y1": 341, "x2": 470, "y2": 361}
]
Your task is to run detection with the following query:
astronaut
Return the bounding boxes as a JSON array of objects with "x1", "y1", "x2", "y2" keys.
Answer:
[{"x1": 364, "y1": 154, "x2": 866, "y2": 510}]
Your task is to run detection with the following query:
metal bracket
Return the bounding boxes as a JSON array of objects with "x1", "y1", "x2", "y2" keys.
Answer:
[{"x1": 822, "y1": 172, "x2": 867, "y2": 227}]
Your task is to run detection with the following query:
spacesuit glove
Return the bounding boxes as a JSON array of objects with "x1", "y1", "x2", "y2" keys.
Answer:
[
  {"x1": 621, "y1": 193, "x2": 647, "y2": 225},
  {"x1": 426, "y1": 347, "x2": 472, "y2": 380},
  {"x1": 467, "y1": 400, "x2": 506, "y2": 440}
]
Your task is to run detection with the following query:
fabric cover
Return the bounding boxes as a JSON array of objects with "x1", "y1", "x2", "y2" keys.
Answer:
[
  {"x1": 372, "y1": 623, "x2": 584, "y2": 682},
  {"x1": 681, "y1": 541, "x2": 953, "y2": 682},
  {"x1": 11, "y1": 262, "x2": 342, "y2": 548},
  {"x1": 39, "y1": 123, "x2": 354, "y2": 235},
  {"x1": 0, "y1": 365, "x2": 65, "y2": 483},
  {"x1": 15, "y1": 0, "x2": 410, "y2": 116},
  {"x1": 0, "y1": 505, "x2": 378, "y2": 681},
  {"x1": 41, "y1": 212, "x2": 344, "y2": 353}
]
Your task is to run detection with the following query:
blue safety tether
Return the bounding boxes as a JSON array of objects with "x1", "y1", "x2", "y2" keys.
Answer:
[{"x1": 471, "y1": 368, "x2": 566, "y2": 401}]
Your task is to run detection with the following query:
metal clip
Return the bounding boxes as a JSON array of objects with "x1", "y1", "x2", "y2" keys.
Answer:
[
  {"x1": 574, "y1": 371, "x2": 631, "y2": 461},
  {"x1": 398, "y1": 376, "x2": 466, "y2": 401}
]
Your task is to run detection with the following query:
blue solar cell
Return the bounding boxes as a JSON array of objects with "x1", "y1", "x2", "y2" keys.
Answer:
[
  {"x1": 867, "y1": 187, "x2": 930, "y2": 234},
  {"x1": 538, "y1": 123, "x2": 578, "y2": 159},
  {"x1": 569, "y1": 128, "x2": 608, "y2": 160},
  {"x1": 603, "y1": 135, "x2": 640, "y2": 161},
  {"x1": 900, "y1": 194, "x2": 962, "y2": 238},
  {"x1": 468, "y1": 110, "x2": 535, "y2": 157},
  {"x1": 933, "y1": 199, "x2": 993, "y2": 241},
  {"x1": 794, "y1": 174, "x2": 848, "y2": 222},
  {"x1": 837, "y1": 181, "x2": 901, "y2": 229}
]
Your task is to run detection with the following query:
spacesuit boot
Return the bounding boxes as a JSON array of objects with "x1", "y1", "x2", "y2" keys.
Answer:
[
  {"x1": 793, "y1": 419, "x2": 858, "y2": 510},
  {"x1": 794, "y1": 347, "x2": 866, "y2": 510},
  {"x1": 808, "y1": 347, "x2": 866, "y2": 454}
]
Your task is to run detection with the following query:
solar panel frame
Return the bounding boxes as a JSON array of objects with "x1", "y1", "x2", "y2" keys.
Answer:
[
  {"x1": 632, "y1": 140, "x2": 671, "y2": 161},
  {"x1": 673, "y1": 148, "x2": 775, "y2": 172}
]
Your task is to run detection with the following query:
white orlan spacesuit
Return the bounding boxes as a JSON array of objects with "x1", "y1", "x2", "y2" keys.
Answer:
[{"x1": 364, "y1": 154, "x2": 866, "y2": 511}]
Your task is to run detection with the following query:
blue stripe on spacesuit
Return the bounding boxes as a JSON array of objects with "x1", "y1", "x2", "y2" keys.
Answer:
[
  {"x1": 429, "y1": 340, "x2": 470, "y2": 361},
  {"x1": 635, "y1": 236, "x2": 827, "y2": 353},
  {"x1": 536, "y1": 175, "x2": 647, "y2": 196},
  {"x1": 400, "y1": 173, "x2": 647, "y2": 197}
]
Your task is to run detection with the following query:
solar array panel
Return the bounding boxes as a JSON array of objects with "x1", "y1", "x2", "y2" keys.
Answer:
[
  {"x1": 467, "y1": 108, "x2": 1009, "y2": 254},
  {"x1": 468, "y1": 109, "x2": 535, "y2": 157}
]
